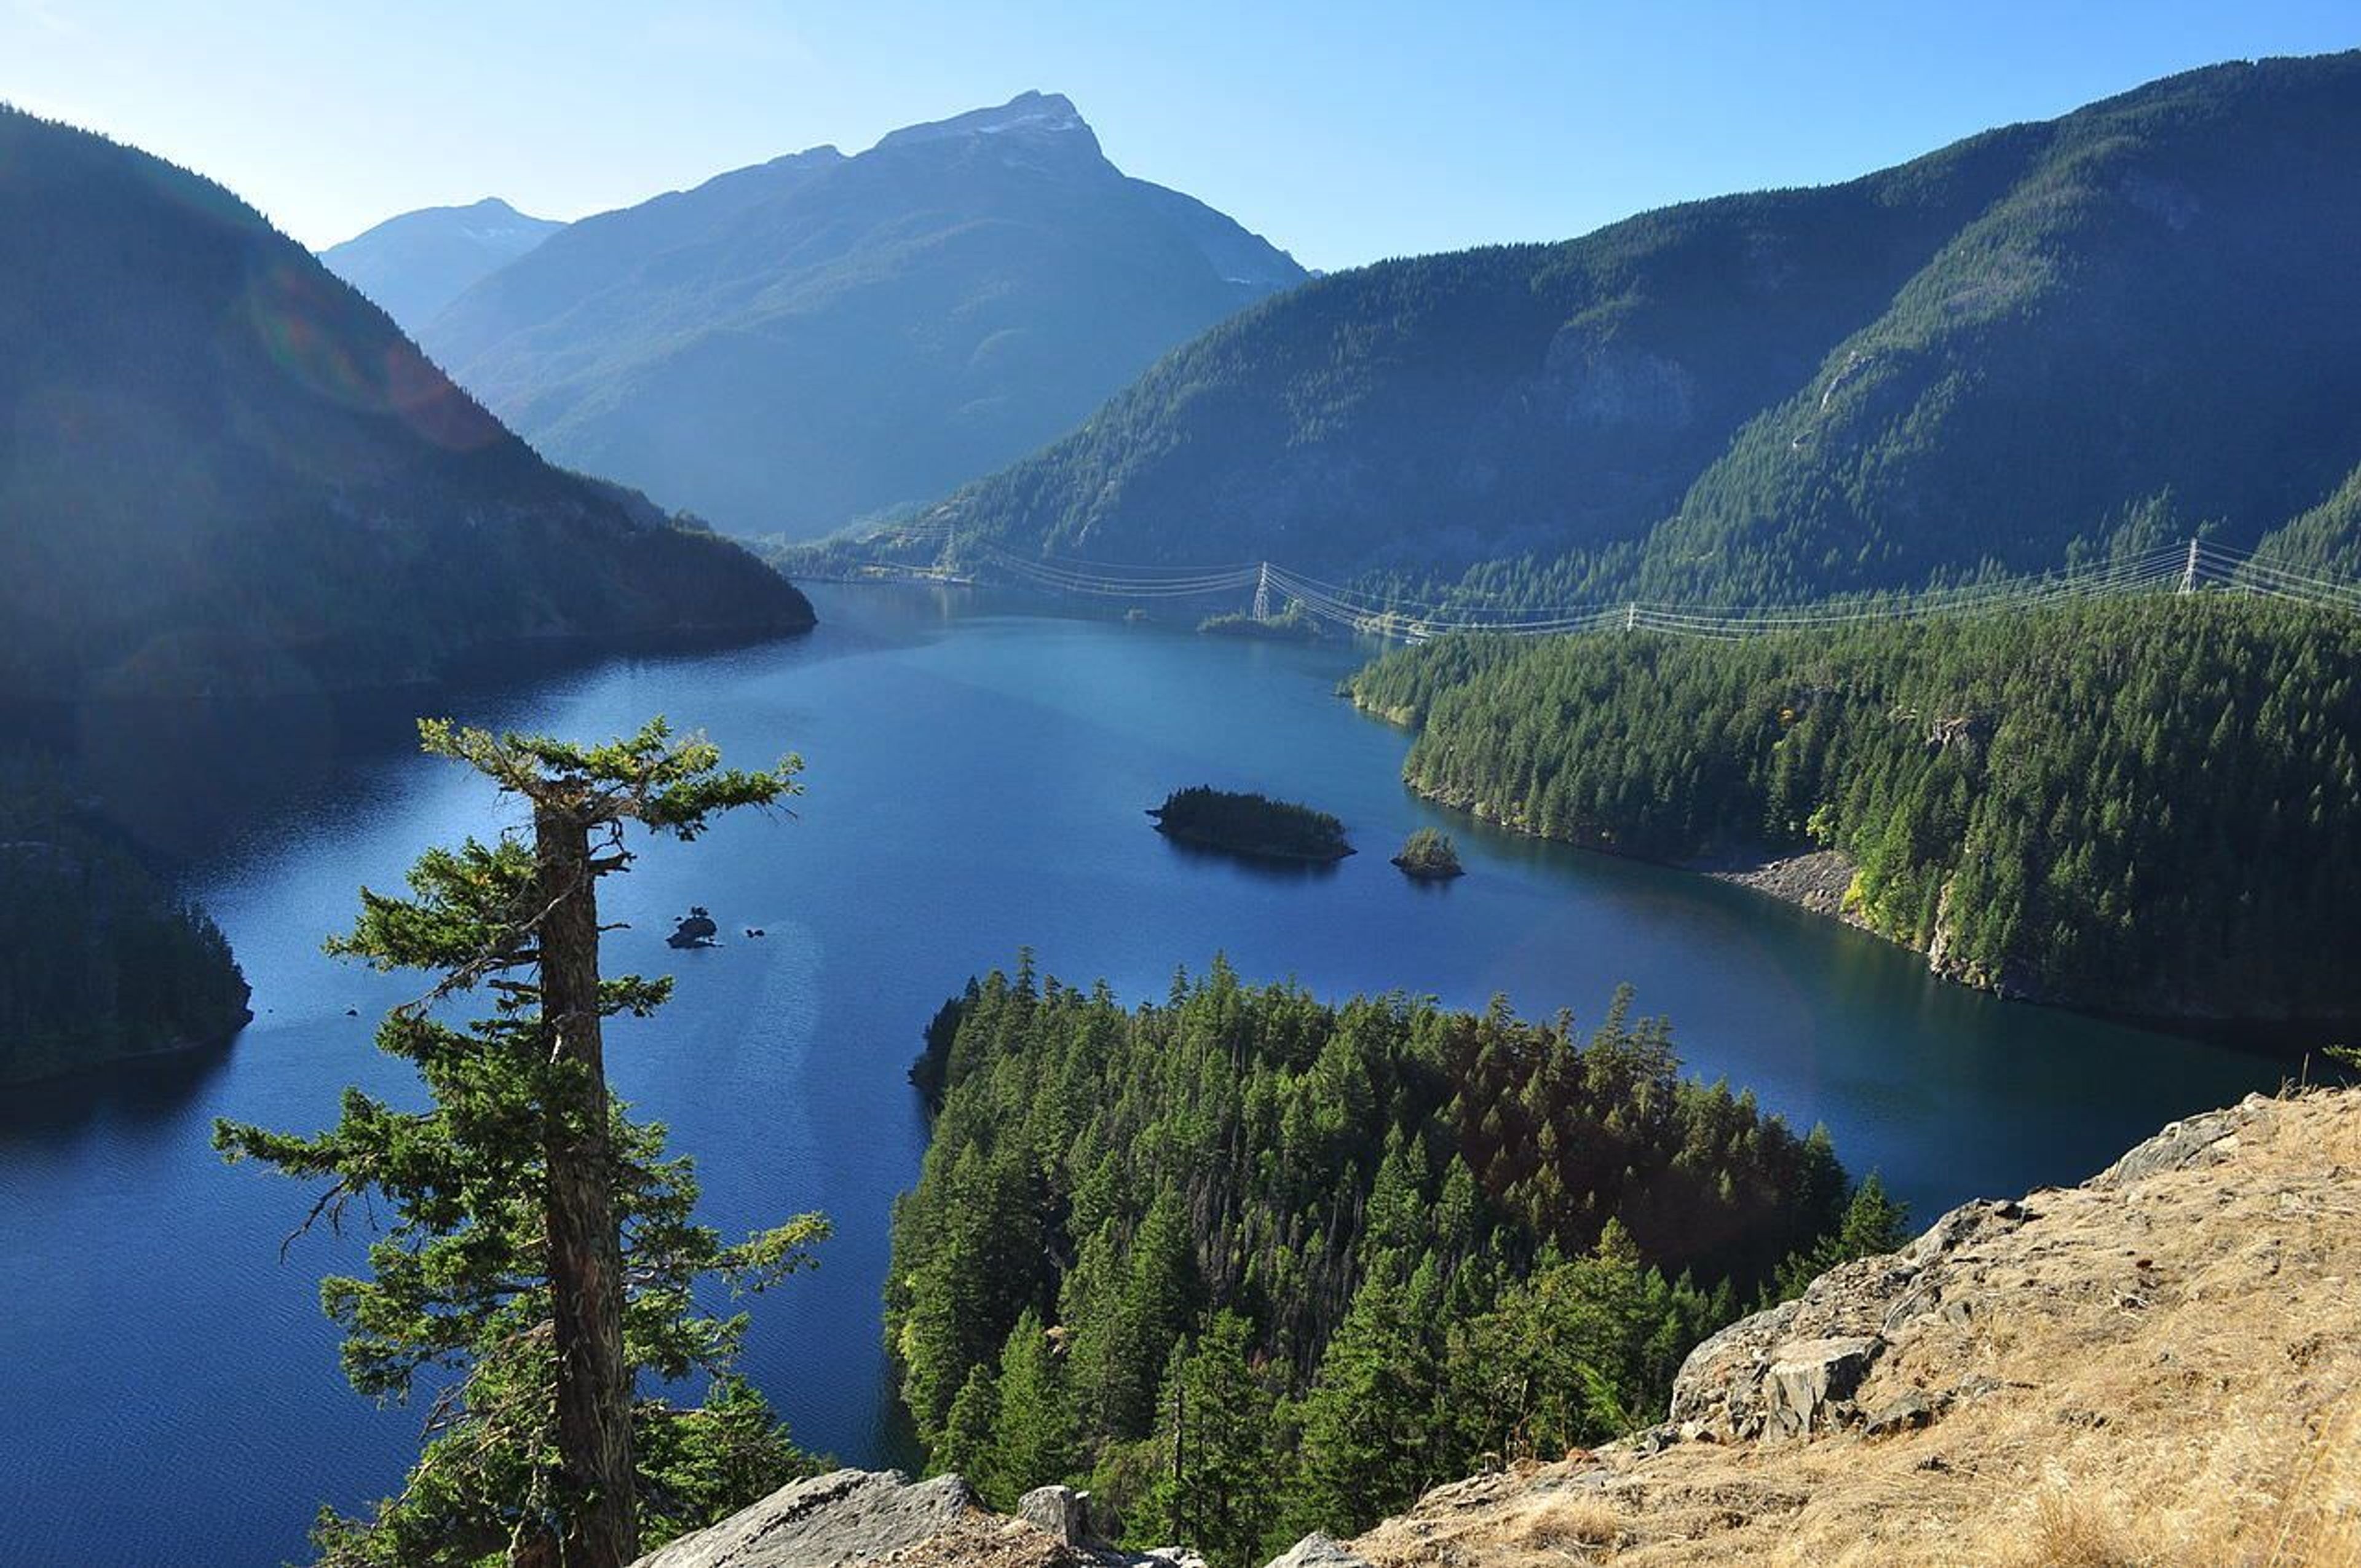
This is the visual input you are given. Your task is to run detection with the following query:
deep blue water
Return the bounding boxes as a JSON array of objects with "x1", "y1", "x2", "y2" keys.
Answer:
[{"x1": 0, "y1": 587, "x2": 2284, "y2": 1567}]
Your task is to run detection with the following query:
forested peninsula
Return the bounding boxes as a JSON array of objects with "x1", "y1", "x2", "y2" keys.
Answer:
[
  {"x1": 0, "y1": 763, "x2": 250, "y2": 1083},
  {"x1": 885, "y1": 959, "x2": 1899, "y2": 1566},
  {"x1": 1348, "y1": 596, "x2": 2361, "y2": 1023}
]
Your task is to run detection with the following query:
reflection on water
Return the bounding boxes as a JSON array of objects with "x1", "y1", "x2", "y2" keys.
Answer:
[
  {"x1": 0, "y1": 585, "x2": 2287, "y2": 1568},
  {"x1": 0, "y1": 1036, "x2": 238, "y2": 1141},
  {"x1": 1158, "y1": 836, "x2": 1351, "y2": 881}
]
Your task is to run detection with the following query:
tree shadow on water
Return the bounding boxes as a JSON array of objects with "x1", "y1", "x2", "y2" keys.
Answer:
[{"x1": 1159, "y1": 836, "x2": 1348, "y2": 882}]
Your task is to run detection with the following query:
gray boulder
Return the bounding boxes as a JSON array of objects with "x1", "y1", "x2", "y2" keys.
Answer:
[
  {"x1": 1864, "y1": 1389, "x2": 1937, "y2": 1438},
  {"x1": 1764, "y1": 1335, "x2": 1879, "y2": 1437},
  {"x1": 1261, "y1": 1534, "x2": 1374, "y2": 1568},
  {"x1": 1019, "y1": 1485, "x2": 1088, "y2": 1546},
  {"x1": 2091, "y1": 1094, "x2": 2271, "y2": 1189},
  {"x1": 631, "y1": 1469, "x2": 977, "y2": 1567}
]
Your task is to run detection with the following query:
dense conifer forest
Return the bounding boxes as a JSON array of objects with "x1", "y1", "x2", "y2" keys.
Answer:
[
  {"x1": 887, "y1": 959, "x2": 1897, "y2": 1564},
  {"x1": 1349, "y1": 595, "x2": 2361, "y2": 1017},
  {"x1": 0, "y1": 761, "x2": 250, "y2": 1082}
]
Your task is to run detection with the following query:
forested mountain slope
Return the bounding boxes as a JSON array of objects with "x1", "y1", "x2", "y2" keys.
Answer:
[
  {"x1": 1348, "y1": 595, "x2": 2361, "y2": 1020},
  {"x1": 318, "y1": 196, "x2": 563, "y2": 332},
  {"x1": 0, "y1": 106, "x2": 812, "y2": 707},
  {"x1": 923, "y1": 53, "x2": 2361, "y2": 601},
  {"x1": 421, "y1": 92, "x2": 1306, "y2": 536}
]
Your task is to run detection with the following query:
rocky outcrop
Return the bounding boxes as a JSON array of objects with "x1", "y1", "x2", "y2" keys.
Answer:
[
  {"x1": 633, "y1": 1470, "x2": 984, "y2": 1568},
  {"x1": 1302, "y1": 1087, "x2": 2361, "y2": 1567},
  {"x1": 631, "y1": 1470, "x2": 1200, "y2": 1568},
  {"x1": 668, "y1": 908, "x2": 721, "y2": 949},
  {"x1": 1260, "y1": 1535, "x2": 1373, "y2": 1568},
  {"x1": 1664, "y1": 1194, "x2": 2035, "y2": 1442},
  {"x1": 1691, "y1": 846, "x2": 1856, "y2": 921},
  {"x1": 1532, "y1": 338, "x2": 1699, "y2": 434}
]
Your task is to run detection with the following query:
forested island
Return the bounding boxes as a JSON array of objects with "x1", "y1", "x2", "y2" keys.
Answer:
[
  {"x1": 1147, "y1": 786, "x2": 1353, "y2": 863},
  {"x1": 1391, "y1": 826, "x2": 1463, "y2": 879},
  {"x1": 885, "y1": 959, "x2": 1899, "y2": 1565},
  {"x1": 0, "y1": 762, "x2": 251, "y2": 1083},
  {"x1": 1348, "y1": 596, "x2": 2361, "y2": 1022}
]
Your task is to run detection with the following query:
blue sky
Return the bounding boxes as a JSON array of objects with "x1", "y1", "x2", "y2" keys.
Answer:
[{"x1": 4, "y1": 0, "x2": 2355, "y2": 269}]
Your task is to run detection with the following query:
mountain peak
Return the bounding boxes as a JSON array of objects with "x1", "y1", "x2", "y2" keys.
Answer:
[
  {"x1": 874, "y1": 91, "x2": 1099, "y2": 156},
  {"x1": 319, "y1": 195, "x2": 564, "y2": 330}
]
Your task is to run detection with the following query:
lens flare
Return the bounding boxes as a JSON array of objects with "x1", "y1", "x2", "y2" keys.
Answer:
[{"x1": 239, "y1": 256, "x2": 503, "y2": 452}]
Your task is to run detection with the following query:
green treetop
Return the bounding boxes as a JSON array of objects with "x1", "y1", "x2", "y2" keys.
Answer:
[{"x1": 218, "y1": 717, "x2": 825, "y2": 1568}]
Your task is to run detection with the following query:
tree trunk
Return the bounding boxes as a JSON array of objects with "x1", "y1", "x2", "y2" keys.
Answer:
[{"x1": 536, "y1": 805, "x2": 638, "y2": 1568}]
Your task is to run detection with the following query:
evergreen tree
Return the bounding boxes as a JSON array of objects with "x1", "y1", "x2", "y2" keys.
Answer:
[
  {"x1": 934, "y1": 1366, "x2": 1002, "y2": 1497},
  {"x1": 989, "y1": 1310, "x2": 1078, "y2": 1505},
  {"x1": 1146, "y1": 1313, "x2": 1283, "y2": 1568},
  {"x1": 1350, "y1": 597, "x2": 2361, "y2": 1015},
  {"x1": 1770, "y1": 1173, "x2": 1912, "y2": 1302},
  {"x1": 888, "y1": 959, "x2": 1858, "y2": 1548},
  {"x1": 1289, "y1": 1268, "x2": 1441, "y2": 1536},
  {"x1": 218, "y1": 718, "x2": 821, "y2": 1568}
]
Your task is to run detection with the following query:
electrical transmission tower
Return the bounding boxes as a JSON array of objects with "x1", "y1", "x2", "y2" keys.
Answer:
[{"x1": 1253, "y1": 561, "x2": 1273, "y2": 621}]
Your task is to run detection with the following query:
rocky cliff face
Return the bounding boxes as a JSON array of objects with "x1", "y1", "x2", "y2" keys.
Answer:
[{"x1": 638, "y1": 1089, "x2": 2357, "y2": 1568}]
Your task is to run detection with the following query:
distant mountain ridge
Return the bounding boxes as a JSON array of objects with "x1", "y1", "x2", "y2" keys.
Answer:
[
  {"x1": 320, "y1": 196, "x2": 564, "y2": 333},
  {"x1": 920, "y1": 54, "x2": 2361, "y2": 603},
  {"x1": 0, "y1": 105, "x2": 813, "y2": 708},
  {"x1": 417, "y1": 91, "x2": 1307, "y2": 536}
]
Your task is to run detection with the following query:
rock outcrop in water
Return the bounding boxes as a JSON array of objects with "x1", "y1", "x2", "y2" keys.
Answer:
[{"x1": 667, "y1": 908, "x2": 721, "y2": 949}]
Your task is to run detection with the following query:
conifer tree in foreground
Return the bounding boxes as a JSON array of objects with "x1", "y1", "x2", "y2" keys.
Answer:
[{"x1": 219, "y1": 718, "x2": 825, "y2": 1568}]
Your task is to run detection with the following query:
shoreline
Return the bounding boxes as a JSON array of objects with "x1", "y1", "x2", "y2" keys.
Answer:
[
  {"x1": 1398, "y1": 779, "x2": 2349, "y2": 1053},
  {"x1": 1150, "y1": 821, "x2": 1356, "y2": 865},
  {"x1": 2, "y1": 1005, "x2": 252, "y2": 1090}
]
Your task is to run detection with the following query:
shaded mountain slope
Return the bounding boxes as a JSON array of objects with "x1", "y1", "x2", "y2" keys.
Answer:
[
  {"x1": 0, "y1": 105, "x2": 812, "y2": 705},
  {"x1": 1639, "y1": 53, "x2": 2361, "y2": 600},
  {"x1": 420, "y1": 92, "x2": 1306, "y2": 536}
]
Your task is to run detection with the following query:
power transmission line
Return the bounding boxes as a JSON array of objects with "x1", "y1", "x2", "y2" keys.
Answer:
[{"x1": 825, "y1": 531, "x2": 2360, "y2": 642}]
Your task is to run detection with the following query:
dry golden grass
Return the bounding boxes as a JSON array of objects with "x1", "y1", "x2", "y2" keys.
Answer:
[
  {"x1": 1500, "y1": 1495, "x2": 1622, "y2": 1555},
  {"x1": 2257, "y1": 1400, "x2": 2360, "y2": 1568},
  {"x1": 1986, "y1": 1489, "x2": 2172, "y2": 1568},
  {"x1": 1343, "y1": 1088, "x2": 2361, "y2": 1568}
]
